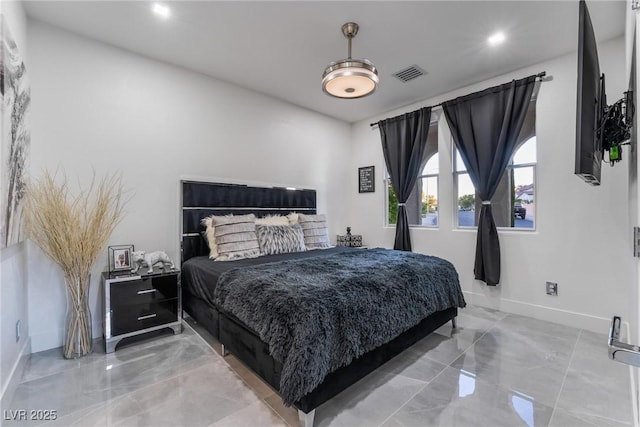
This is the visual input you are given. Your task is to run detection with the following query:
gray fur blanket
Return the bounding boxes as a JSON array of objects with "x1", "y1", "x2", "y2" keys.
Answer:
[{"x1": 214, "y1": 248, "x2": 465, "y2": 405}]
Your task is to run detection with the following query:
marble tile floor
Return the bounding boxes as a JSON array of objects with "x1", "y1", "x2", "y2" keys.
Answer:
[{"x1": 1, "y1": 305, "x2": 635, "y2": 427}]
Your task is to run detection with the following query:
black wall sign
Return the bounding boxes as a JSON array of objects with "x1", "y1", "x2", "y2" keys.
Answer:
[{"x1": 359, "y1": 166, "x2": 375, "y2": 193}]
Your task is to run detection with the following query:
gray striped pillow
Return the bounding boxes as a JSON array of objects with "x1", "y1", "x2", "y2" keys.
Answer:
[
  {"x1": 205, "y1": 214, "x2": 260, "y2": 261},
  {"x1": 297, "y1": 213, "x2": 330, "y2": 249},
  {"x1": 256, "y1": 223, "x2": 306, "y2": 256}
]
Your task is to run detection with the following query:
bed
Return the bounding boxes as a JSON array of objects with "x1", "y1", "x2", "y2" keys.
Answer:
[{"x1": 180, "y1": 180, "x2": 465, "y2": 426}]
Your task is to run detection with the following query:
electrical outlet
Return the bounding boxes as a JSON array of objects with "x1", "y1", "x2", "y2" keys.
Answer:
[
  {"x1": 546, "y1": 282, "x2": 558, "y2": 296},
  {"x1": 15, "y1": 320, "x2": 21, "y2": 342}
]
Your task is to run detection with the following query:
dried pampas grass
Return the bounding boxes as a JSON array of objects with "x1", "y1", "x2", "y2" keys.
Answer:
[{"x1": 26, "y1": 170, "x2": 125, "y2": 357}]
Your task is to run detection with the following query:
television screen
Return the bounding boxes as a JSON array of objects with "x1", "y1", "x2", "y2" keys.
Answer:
[{"x1": 575, "y1": 0, "x2": 605, "y2": 186}]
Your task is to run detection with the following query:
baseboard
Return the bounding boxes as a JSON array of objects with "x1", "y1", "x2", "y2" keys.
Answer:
[
  {"x1": 462, "y1": 290, "x2": 613, "y2": 334},
  {"x1": 0, "y1": 337, "x2": 31, "y2": 407}
]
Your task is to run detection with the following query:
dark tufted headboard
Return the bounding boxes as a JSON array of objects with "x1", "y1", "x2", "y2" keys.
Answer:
[{"x1": 180, "y1": 181, "x2": 316, "y2": 263}]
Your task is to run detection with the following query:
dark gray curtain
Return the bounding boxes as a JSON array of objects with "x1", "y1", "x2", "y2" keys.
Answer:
[
  {"x1": 378, "y1": 107, "x2": 432, "y2": 251},
  {"x1": 443, "y1": 75, "x2": 536, "y2": 285}
]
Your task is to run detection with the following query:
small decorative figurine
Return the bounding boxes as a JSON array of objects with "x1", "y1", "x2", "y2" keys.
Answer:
[
  {"x1": 131, "y1": 250, "x2": 175, "y2": 274},
  {"x1": 346, "y1": 226, "x2": 352, "y2": 236}
]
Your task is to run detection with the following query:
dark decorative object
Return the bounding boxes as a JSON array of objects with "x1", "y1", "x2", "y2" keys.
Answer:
[
  {"x1": 337, "y1": 233, "x2": 362, "y2": 247},
  {"x1": 338, "y1": 227, "x2": 361, "y2": 247},
  {"x1": 443, "y1": 75, "x2": 537, "y2": 286},
  {"x1": 377, "y1": 107, "x2": 432, "y2": 251},
  {"x1": 1, "y1": 16, "x2": 31, "y2": 248},
  {"x1": 358, "y1": 166, "x2": 375, "y2": 193}
]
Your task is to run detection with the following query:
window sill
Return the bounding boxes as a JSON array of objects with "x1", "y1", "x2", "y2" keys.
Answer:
[
  {"x1": 385, "y1": 225, "x2": 440, "y2": 230},
  {"x1": 453, "y1": 226, "x2": 537, "y2": 233},
  {"x1": 384, "y1": 225, "x2": 537, "y2": 233}
]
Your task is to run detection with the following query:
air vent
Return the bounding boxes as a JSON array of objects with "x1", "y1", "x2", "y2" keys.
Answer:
[{"x1": 392, "y1": 65, "x2": 427, "y2": 83}]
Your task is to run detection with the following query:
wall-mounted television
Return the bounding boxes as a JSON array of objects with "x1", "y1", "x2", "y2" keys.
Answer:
[
  {"x1": 575, "y1": 0, "x2": 633, "y2": 186},
  {"x1": 575, "y1": 0, "x2": 605, "y2": 185}
]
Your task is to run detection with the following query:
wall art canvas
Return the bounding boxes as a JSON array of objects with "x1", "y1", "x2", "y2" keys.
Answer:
[{"x1": 1, "y1": 15, "x2": 30, "y2": 249}]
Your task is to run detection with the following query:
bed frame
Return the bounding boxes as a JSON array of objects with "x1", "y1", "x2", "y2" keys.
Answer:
[{"x1": 180, "y1": 180, "x2": 457, "y2": 427}]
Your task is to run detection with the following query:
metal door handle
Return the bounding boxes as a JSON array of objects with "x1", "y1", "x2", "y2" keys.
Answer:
[
  {"x1": 608, "y1": 316, "x2": 640, "y2": 367},
  {"x1": 137, "y1": 313, "x2": 157, "y2": 321},
  {"x1": 137, "y1": 289, "x2": 157, "y2": 295}
]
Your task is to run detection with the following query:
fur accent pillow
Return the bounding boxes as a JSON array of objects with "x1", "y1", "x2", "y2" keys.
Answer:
[
  {"x1": 297, "y1": 213, "x2": 330, "y2": 249},
  {"x1": 201, "y1": 216, "x2": 219, "y2": 258},
  {"x1": 202, "y1": 214, "x2": 260, "y2": 261},
  {"x1": 256, "y1": 223, "x2": 306, "y2": 256},
  {"x1": 256, "y1": 215, "x2": 290, "y2": 226},
  {"x1": 287, "y1": 212, "x2": 299, "y2": 225}
]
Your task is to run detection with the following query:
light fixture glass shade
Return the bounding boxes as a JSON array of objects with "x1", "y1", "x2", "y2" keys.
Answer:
[{"x1": 322, "y1": 59, "x2": 379, "y2": 99}]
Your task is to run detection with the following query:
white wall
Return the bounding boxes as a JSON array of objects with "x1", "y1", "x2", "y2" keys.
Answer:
[
  {"x1": 27, "y1": 20, "x2": 351, "y2": 352},
  {"x1": 349, "y1": 37, "x2": 630, "y2": 334},
  {"x1": 0, "y1": 0, "x2": 31, "y2": 402}
]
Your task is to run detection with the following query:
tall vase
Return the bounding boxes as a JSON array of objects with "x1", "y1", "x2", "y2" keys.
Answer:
[{"x1": 64, "y1": 275, "x2": 93, "y2": 359}]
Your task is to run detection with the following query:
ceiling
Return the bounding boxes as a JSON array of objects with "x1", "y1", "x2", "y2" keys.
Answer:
[{"x1": 24, "y1": 1, "x2": 626, "y2": 123}]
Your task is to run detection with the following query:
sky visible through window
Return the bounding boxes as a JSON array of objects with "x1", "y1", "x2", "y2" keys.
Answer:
[{"x1": 423, "y1": 153, "x2": 439, "y2": 175}]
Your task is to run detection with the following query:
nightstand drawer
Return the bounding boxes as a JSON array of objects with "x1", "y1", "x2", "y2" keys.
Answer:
[
  {"x1": 111, "y1": 299, "x2": 178, "y2": 336},
  {"x1": 110, "y1": 275, "x2": 178, "y2": 304}
]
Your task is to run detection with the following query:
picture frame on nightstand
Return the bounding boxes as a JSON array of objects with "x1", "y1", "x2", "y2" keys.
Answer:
[{"x1": 108, "y1": 244, "x2": 134, "y2": 274}]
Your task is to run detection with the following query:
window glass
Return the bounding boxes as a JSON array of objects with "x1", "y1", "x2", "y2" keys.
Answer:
[
  {"x1": 455, "y1": 150, "x2": 467, "y2": 172},
  {"x1": 456, "y1": 173, "x2": 476, "y2": 227},
  {"x1": 421, "y1": 175, "x2": 438, "y2": 226},
  {"x1": 423, "y1": 153, "x2": 439, "y2": 175},
  {"x1": 453, "y1": 114, "x2": 536, "y2": 231},
  {"x1": 386, "y1": 123, "x2": 439, "y2": 227},
  {"x1": 513, "y1": 137, "x2": 536, "y2": 164}
]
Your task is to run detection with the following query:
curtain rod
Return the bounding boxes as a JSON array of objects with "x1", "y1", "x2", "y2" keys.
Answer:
[{"x1": 369, "y1": 71, "x2": 547, "y2": 129}]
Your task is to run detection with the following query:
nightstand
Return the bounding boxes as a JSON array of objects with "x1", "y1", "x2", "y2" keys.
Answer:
[{"x1": 102, "y1": 270, "x2": 182, "y2": 353}]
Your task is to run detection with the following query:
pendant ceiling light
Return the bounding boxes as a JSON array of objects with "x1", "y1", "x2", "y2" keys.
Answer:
[{"x1": 322, "y1": 22, "x2": 379, "y2": 99}]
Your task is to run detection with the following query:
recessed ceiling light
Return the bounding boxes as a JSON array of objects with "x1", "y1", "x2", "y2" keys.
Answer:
[
  {"x1": 152, "y1": 3, "x2": 171, "y2": 19},
  {"x1": 488, "y1": 32, "x2": 506, "y2": 46}
]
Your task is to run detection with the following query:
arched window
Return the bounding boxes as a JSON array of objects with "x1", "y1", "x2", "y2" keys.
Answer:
[
  {"x1": 454, "y1": 101, "x2": 537, "y2": 230},
  {"x1": 386, "y1": 122, "x2": 439, "y2": 227}
]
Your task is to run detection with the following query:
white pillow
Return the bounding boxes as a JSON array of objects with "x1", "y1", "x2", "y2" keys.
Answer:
[
  {"x1": 256, "y1": 215, "x2": 290, "y2": 226},
  {"x1": 287, "y1": 212, "x2": 299, "y2": 224},
  {"x1": 297, "y1": 213, "x2": 330, "y2": 249},
  {"x1": 202, "y1": 214, "x2": 260, "y2": 261}
]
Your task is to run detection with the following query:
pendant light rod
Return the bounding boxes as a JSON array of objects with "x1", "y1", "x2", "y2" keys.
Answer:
[{"x1": 342, "y1": 22, "x2": 359, "y2": 59}]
